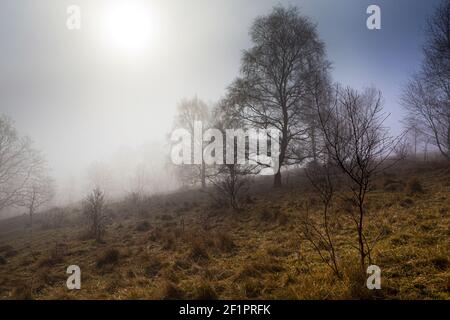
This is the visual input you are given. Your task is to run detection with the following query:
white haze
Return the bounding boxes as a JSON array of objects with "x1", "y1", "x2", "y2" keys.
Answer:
[{"x1": 0, "y1": 0, "x2": 441, "y2": 213}]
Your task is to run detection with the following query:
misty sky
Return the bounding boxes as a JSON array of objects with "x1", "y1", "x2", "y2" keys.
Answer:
[{"x1": 0, "y1": 0, "x2": 443, "y2": 200}]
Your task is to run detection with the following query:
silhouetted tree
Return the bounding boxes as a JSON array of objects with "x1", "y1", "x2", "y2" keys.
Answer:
[
  {"x1": 227, "y1": 5, "x2": 330, "y2": 188},
  {"x1": 317, "y1": 86, "x2": 401, "y2": 270},
  {"x1": 402, "y1": 0, "x2": 450, "y2": 161}
]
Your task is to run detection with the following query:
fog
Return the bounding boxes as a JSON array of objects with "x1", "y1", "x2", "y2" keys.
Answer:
[{"x1": 0, "y1": 0, "x2": 441, "y2": 210}]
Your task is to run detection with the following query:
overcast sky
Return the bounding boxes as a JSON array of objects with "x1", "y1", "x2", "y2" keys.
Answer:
[{"x1": 0, "y1": 0, "x2": 443, "y2": 196}]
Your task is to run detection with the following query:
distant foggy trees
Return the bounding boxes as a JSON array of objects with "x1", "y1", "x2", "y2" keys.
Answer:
[
  {"x1": 402, "y1": 0, "x2": 450, "y2": 161},
  {"x1": 86, "y1": 161, "x2": 114, "y2": 196},
  {"x1": 227, "y1": 6, "x2": 330, "y2": 187},
  {"x1": 171, "y1": 96, "x2": 211, "y2": 188},
  {"x1": 0, "y1": 115, "x2": 53, "y2": 218}
]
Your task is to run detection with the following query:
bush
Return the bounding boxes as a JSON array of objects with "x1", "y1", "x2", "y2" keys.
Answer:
[
  {"x1": 0, "y1": 255, "x2": 6, "y2": 265},
  {"x1": 215, "y1": 232, "x2": 236, "y2": 253},
  {"x1": 0, "y1": 245, "x2": 13, "y2": 253},
  {"x1": 346, "y1": 268, "x2": 372, "y2": 299},
  {"x1": 406, "y1": 177, "x2": 424, "y2": 194},
  {"x1": 96, "y1": 248, "x2": 120, "y2": 268},
  {"x1": 383, "y1": 178, "x2": 404, "y2": 192},
  {"x1": 4, "y1": 249, "x2": 18, "y2": 258},
  {"x1": 39, "y1": 254, "x2": 63, "y2": 268},
  {"x1": 135, "y1": 221, "x2": 151, "y2": 232},
  {"x1": 38, "y1": 244, "x2": 66, "y2": 267},
  {"x1": 83, "y1": 188, "x2": 107, "y2": 242},
  {"x1": 400, "y1": 198, "x2": 414, "y2": 208},
  {"x1": 158, "y1": 214, "x2": 173, "y2": 221},
  {"x1": 0, "y1": 245, "x2": 17, "y2": 258},
  {"x1": 430, "y1": 256, "x2": 449, "y2": 271},
  {"x1": 259, "y1": 209, "x2": 273, "y2": 222},
  {"x1": 189, "y1": 239, "x2": 209, "y2": 261}
]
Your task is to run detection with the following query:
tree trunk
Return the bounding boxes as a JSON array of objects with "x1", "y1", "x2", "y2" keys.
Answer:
[
  {"x1": 273, "y1": 170, "x2": 282, "y2": 188},
  {"x1": 201, "y1": 161, "x2": 206, "y2": 188},
  {"x1": 273, "y1": 132, "x2": 287, "y2": 188}
]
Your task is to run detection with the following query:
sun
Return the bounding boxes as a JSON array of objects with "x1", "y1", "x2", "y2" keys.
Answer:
[{"x1": 101, "y1": 2, "x2": 158, "y2": 55}]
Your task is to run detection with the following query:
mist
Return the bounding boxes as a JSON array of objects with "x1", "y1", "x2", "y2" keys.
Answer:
[{"x1": 0, "y1": 0, "x2": 442, "y2": 211}]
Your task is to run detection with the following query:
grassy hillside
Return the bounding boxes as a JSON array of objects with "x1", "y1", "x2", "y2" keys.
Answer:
[{"x1": 0, "y1": 161, "x2": 449, "y2": 300}]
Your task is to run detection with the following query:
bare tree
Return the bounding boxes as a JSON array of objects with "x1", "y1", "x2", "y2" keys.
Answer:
[
  {"x1": 18, "y1": 161, "x2": 54, "y2": 229},
  {"x1": 171, "y1": 96, "x2": 211, "y2": 188},
  {"x1": 209, "y1": 164, "x2": 254, "y2": 211},
  {"x1": 83, "y1": 187, "x2": 107, "y2": 242},
  {"x1": 402, "y1": 0, "x2": 450, "y2": 161},
  {"x1": 206, "y1": 101, "x2": 257, "y2": 211},
  {"x1": 301, "y1": 161, "x2": 341, "y2": 278},
  {"x1": 317, "y1": 86, "x2": 401, "y2": 270},
  {"x1": 0, "y1": 115, "x2": 43, "y2": 213},
  {"x1": 227, "y1": 5, "x2": 330, "y2": 188}
]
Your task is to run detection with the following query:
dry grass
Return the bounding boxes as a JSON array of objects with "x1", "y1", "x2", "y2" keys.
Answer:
[{"x1": 0, "y1": 162, "x2": 449, "y2": 300}]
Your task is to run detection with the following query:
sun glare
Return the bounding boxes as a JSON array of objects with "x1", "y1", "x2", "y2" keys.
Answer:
[{"x1": 101, "y1": 2, "x2": 158, "y2": 55}]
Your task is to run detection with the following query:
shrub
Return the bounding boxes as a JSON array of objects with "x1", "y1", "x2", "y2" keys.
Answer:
[
  {"x1": 158, "y1": 214, "x2": 173, "y2": 221},
  {"x1": 96, "y1": 248, "x2": 120, "y2": 268},
  {"x1": 189, "y1": 239, "x2": 209, "y2": 261},
  {"x1": 266, "y1": 246, "x2": 290, "y2": 257},
  {"x1": 383, "y1": 178, "x2": 404, "y2": 192},
  {"x1": 400, "y1": 198, "x2": 414, "y2": 208},
  {"x1": 0, "y1": 245, "x2": 17, "y2": 258},
  {"x1": 346, "y1": 267, "x2": 372, "y2": 299},
  {"x1": 149, "y1": 227, "x2": 162, "y2": 242},
  {"x1": 215, "y1": 232, "x2": 236, "y2": 253},
  {"x1": 259, "y1": 209, "x2": 273, "y2": 222},
  {"x1": 430, "y1": 256, "x2": 449, "y2": 271},
  {"x1": 0, "y1": 245, "x2": 14, "y2": 253},
  {"x1": 135, "y1": 221, "x2": 151, "y2": 232},
  {"x1": 38, "y1": 244, "x2": 66, "y2": 267},
  {"x1": 406, "y1": 177, "x2": 424, "y2": 194},
  {"x1": 83, "y1": 188, "x2": 107, "y2": 242}
]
